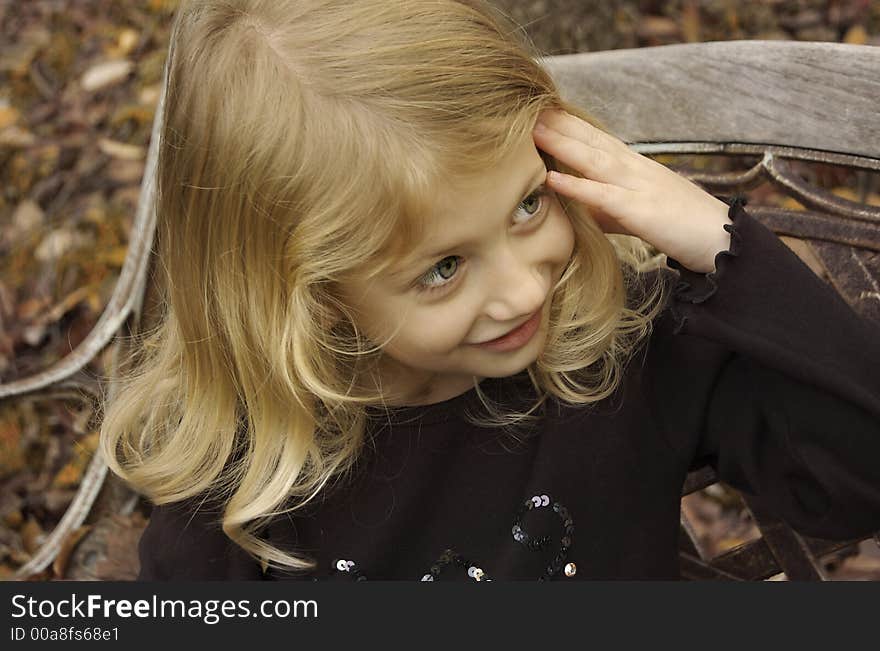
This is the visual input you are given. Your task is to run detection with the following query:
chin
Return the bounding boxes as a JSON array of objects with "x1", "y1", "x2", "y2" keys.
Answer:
[{"x1": 482, "y1": 354, "x2": 540, "y2": 377}]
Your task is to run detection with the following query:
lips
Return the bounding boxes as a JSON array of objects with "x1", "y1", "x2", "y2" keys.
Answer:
[
  {"x1": 480, "y1": 310, "x2": 538, "y2": 344},
  {"x1": 472, "y1": 308, "x2": 542, "y2": 353}
]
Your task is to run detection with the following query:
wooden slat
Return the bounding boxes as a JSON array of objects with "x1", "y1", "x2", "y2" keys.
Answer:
[{"x1": 541, "y1": 41, "x2": 880, "y2": 159}]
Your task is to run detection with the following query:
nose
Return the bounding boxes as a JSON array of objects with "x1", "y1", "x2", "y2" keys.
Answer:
[{"x1": 482, "y1": 247, "x2": 547, "y2": 323}]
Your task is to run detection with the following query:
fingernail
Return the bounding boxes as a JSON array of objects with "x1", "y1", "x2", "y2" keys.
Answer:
[{"x1": 533, "y1": 121, "x2": 547, "y2": 134}]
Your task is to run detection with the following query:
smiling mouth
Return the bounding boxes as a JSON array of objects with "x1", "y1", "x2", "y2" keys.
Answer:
[
  {"x1": 473, "y1": 306, "x2": 544, "y2": 345},
  {"x1": 481, "y1": 314, "x2": 535, "y2": 343}
]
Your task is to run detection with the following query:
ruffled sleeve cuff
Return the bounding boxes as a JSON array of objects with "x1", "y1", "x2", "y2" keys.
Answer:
[
  {"x1": 662, "y1": 195, "x2": 752, "y2": 336},
  {"x1": 665, "y1": 194, "x2": 747, "y2": 305}
]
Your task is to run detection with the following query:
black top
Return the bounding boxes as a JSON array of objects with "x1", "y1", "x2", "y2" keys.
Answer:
[{"x1": 136, "y1": 197, "x2": 880, "y2": 580}]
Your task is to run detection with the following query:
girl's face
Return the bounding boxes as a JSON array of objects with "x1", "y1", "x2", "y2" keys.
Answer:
[{"x1": 340, "y1": 131, "x2": 575, "y2": 406}]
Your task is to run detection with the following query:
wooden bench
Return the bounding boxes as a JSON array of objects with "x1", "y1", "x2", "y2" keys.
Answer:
[{"x1": 5, "y1": 39, "x2": 879, "y2": 581}]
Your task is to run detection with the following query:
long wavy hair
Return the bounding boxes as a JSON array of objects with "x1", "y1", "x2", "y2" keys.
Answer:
[{"x1": 99, "y1": 0, "x2": 672, "y2": 575}]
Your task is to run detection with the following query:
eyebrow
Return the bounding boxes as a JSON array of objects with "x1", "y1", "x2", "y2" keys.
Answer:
[{"x1": 394, "y1": 162, "x2": 548, "y2": 276}]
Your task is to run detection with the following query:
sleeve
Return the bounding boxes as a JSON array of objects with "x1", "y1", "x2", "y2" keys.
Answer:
[
  {"x1": 137, "y1": 494, "x2": 269, "y2": 581},
  {"x1": 645, "y1": 194, "x2": 880, "y2": 541}
]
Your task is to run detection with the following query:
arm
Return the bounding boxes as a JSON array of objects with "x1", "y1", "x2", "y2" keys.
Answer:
[
  {"x1": 531, "y1": 108, "x2": 880, "y2": 540},
  {"x1": 648, "y1": 198, "x2": 880, "y2": 540}
]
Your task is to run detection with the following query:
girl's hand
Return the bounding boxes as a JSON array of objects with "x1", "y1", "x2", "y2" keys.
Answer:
[{"x1": 532, "y1": 109, "x2": 733, "y2": 274}]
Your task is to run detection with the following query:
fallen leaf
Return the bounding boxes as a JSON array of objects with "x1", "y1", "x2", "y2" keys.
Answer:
[
  {"x1": 0, "y1": 415, "x2": 26, "y2": 477},
  {"x1": 843, "y1": 24, "x2": 868, "y2": 45},
  {"x1": 21, "y1": 322, "x2": 48, "y2": 348},
  {"x1": 3, "y1": 508, "x2": 24, "y2": 529},
  {"x1": 109, "y1": 104, "x2": 154, "y2": 129},
  {"x1": 80, "y1": 59, "x2": 134, "y2": 92},
  {"x1": 637, "y1": 16, "x2": 680, "y2": 40},
  {"x1": 43, "y1": 284, "x2": 96, "y2": 325},
  {"x1": 95, "y1": 246, "x2": 130, "y2": 269},
  {"x1": 0, "y1": 26, "x2": 50, "y2": 76},
  {"x1": 98, "y1": 138, "x2": 145, "y2": 161},
  {"x1": 52, "y1": 524, "x2": 92, "y2": 580},
  {"x1": 830, "y1": 186, "x2": 880, "y2": 207},
  {"x1": 34, "y1": 227, "x2": 92, "y2": 262},
  {"x1": 20, "y1": 516, "x2": 45, "y2": 556},
  {"x1": 0, "y1": 104, "x2": 20, "y2": 129},
  {"x1": 780, "y1": 196, "x2": 806, "y2": 211},
  {"x1": 51, "y1": 432, "x2": 98, "y2": 489},
  {"x1": 8, "y1": 199, "x2": 45, "y2": 243},
  {"x1": 106, "y1": 28, "x2": 140, "y2": 59},
  {"x1": 0, "y1": 125, "x2": 36, "y2": 147},
  {"x1": 105, "y1": 158, "x2": 145, "y2": 183},
  {"x1": 139, "y1": 84, "x2": 161, "y2": 106}
]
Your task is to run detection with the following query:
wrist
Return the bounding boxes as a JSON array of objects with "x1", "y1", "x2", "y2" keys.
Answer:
[
  {"x1": 695, "y1": 216, "x2": 734, "y2": 274},
  {"x1": 673, "y1": 196, "x2": 733, "y2": 273}
]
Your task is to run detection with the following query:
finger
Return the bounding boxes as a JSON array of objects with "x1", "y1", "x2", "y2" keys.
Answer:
[
  {"x1": 547, "y1": 171, "x2": 632, "y2": 236},
  {"x1": 533, "y1": 126, "x2": 624, "y2": 187},
  {"x1": 536, "y1": 109, "x2": 629, "y2": 155}
]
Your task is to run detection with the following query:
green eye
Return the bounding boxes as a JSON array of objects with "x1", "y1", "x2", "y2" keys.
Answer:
[
  {"x1": 418, "y1": 256, "x2": 464, "y2": 295},
  {"x1": 513, "y1": 187, "x2": 548, "y2": 224},
  {"x1": 436, "y1": 257, "x2": 458, "y2": 279}
]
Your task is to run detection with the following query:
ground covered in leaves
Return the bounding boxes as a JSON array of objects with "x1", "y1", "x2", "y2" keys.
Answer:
[{"x1": 1, "y1": 0, "x2": 879, "y2": 581}]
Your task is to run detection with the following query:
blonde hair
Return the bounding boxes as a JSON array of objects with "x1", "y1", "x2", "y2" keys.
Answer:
[{"x1": 100, "y1": 0, "x2": 672, "y2": 575}]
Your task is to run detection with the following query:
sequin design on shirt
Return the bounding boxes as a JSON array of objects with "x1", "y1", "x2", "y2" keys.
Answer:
[
  {"x1": 329, "y1": 492, "x2": 575, "y2": 581},
  {"x1": 331, "y1": 558, "x2": 367, "y2": 581},
  {"x1": 512, "y1": 493, "x2": 576, "y2": 581}
]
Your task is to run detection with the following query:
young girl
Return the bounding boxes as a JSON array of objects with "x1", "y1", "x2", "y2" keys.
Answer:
[{"x1": 100, "y1": 0, "x2": 880, "y2": 581}]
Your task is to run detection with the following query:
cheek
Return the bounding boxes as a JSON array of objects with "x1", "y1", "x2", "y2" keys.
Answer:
[
  {"x1": 345, "y1": 296, "x2": 410, "y2": 349},
  {"x1": 399, "y1": 310, "x2": 474, "y2": 352},
  {"x1": 547, "y1": 202, "x2": 576, "y2": 261}
]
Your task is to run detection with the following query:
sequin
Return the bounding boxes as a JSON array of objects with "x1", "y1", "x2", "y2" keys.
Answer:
[
  {"x1": 330, "y1": 557, "x2": 367, "y2": 581},
  {"x1": 326, "y1": 491, "x2": 575, "y2": 582},
  {"x1": 511, "y1": 492, "x2": 576, "y2": 581}
]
